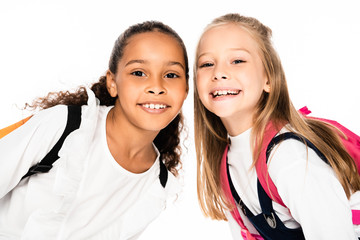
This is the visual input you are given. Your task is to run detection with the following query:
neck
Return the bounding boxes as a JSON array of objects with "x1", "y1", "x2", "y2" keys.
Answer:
[
  {"x1": 106, "y1": 106, "x2": 159, "y2": 173},
  {"x1": 221, "y1": 111, "x2": 254, "y2": 136}
]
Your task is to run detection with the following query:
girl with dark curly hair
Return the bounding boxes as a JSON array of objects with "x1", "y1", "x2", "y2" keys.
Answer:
[{"x1": 0, "y1": 20, "x2": 188, "y2": 239}]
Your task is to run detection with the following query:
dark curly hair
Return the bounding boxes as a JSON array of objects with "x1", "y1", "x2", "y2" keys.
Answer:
[{"x1": 27, "y1": 21, "x2": 189, "y2": 175}]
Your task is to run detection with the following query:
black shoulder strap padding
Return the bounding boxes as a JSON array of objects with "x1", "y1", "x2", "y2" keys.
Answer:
[
  {"x1": 267, "y1": 132, "x2": 328, "y2": 164},
  {"x1": 159, "y1": 157, "x2": 168, "y2": 188},
  {"x1": 21, "y1": 105, "x2": 82, "y2": 180}
]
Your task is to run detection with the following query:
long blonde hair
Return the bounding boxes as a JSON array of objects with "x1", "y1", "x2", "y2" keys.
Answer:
[{"x1": 194, "y1": 13, "x2": 360, "y2": 220}]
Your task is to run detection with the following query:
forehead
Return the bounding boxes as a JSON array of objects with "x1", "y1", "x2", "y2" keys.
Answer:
[
  {"x1": 198, "y1": 23, "x2": 259, "y2": 54},
  {"x1": 122, "y1": 31, "x2": 184, "y2": 62}
]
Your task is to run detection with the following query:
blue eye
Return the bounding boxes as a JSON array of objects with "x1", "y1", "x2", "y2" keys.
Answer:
[
  {"x1": 199, "y1": 62, "x2": 214, "y2": 68},
  {"x1": 165, "y1": 73, "x2": 179, "y2": 78},
  {"x1": 233, "y1": 59, "x2": 245, "y2": 64},
  {"x1": 131, "y1": 71, "x2": 146, "y2": 77}
]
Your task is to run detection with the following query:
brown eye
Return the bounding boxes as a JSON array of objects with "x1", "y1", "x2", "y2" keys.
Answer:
[
  {"x1": 165, "y1": 73, "x2": 179, "y2": 78},
  {"x1": 131, "y1": 71, "x2": 146, "y2": 77}
]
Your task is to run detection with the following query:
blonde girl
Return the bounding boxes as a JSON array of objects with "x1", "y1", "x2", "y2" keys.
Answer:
[
  {"x1": 0, "y1": 21, "x2": 188, "y2": 239},
  {"x1": 194, "y1": 13, "x2": 360, "y2": 239}
]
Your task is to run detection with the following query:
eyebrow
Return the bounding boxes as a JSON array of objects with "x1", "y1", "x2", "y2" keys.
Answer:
[
  {"x1": 197, "y1": 48, "x2": 251, "y2": 60},
  {"x1": 168, "y1": 61, "x2": 185, "y2": 70},
  {"x1": 125, "y1": 59, "x2": 146, "y2": 67},
  {"x1": 125, "y1": 59, "x2": 185, "y2": 70},
  {"x1": 229, "y1": 48, "x2": 251, "y2": 54}
]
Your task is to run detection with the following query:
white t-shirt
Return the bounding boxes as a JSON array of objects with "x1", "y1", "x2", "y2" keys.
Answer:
[
  {"x1": 0, "y1": 90, "x2": 180, "y2": 240},
  {"x1": 226, "y1": 127, "x2": 360, "y2": 240}
]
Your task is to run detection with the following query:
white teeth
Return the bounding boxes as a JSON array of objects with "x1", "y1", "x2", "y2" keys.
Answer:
[
  {"x1": 213, "y1": 90, "x2": 239, "y2": 97},
  {"x1": 143, "y1": 103, "x2": 167, "y2": 109}
]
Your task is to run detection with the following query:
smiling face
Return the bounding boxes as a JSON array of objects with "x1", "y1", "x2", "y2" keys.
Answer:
[
  {"x1": 196, "y1": 23, "x2": 270, "y2": 135},
  {"x1": 107, "y1": 31, "x2": 188, "y2": 134}
]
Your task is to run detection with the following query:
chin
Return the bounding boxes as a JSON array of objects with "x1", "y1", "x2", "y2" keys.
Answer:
[
  {"x1": 141, "y1": 122, "x2": 171, "y2": 133},
  {"x1": 207, "y1": 108, "x2": 234, "y2": 118}
]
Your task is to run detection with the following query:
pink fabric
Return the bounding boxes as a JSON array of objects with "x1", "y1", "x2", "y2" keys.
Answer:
[
  {"x1": 255, "y1": 121, "x2": 287, "y2": 208},
  {"x1": 256, "y1": 106, "x2": 360, "y2": 224},
  {"x1": 221, "y1": 145, "x2": 263, "y2": 240},
  {"x1": 299, "y1": 106, "x2": 360, "y2": 173},
  {"x1": 241, "y1": 229, "x2": 263, "y2": 240},
  {"x1": 352, "y1": 210, "x2": 360, "y2": 225}
]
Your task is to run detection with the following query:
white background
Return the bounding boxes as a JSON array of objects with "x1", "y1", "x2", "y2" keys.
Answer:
[{"x1": 0, "y1": 0, "x2": 359, "y2": 239}]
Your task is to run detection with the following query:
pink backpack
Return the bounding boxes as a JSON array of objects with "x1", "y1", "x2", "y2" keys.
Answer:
[
  {"x1": 221, "y1": 107, "x2": 360, "y2": 239},
  {"x1": 255, "y1": 107, "x2": 360, "y2": 224}
]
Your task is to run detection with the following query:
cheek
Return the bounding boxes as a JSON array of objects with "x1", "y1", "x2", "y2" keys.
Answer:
[
  {"x1": 119, "y1": 80, "x2": 142, "y2": 96},
  {"x1": 196, "y1": 69, "x2": 208, "y2": 81},
  {"x1": 195, "y1": 82, "x2": 206, "y2": 101},
  {"x1": 196, "y1": 73, "x2": 207, "y2": 94},
  {"x1": 248, "y1": 81, "x2": 267, "y2": 103},
  {"x1": 175, "y1": 85, "x2": 188, "y2": 103},
  {"x1": 116, "y1": 81, "x2": 138, "y2": 102},
  {"x1": 196, "y1": 86, "x2": 209, "y2": 108},
  {"x1": 167, "y1": 80, "x2": 188, "y2": 103}
]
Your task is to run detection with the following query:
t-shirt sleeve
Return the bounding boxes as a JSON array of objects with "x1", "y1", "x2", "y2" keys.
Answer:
[
  {"x1": 269, "y1": 139, "x2": 357, "y2": 239},
  {"x1": 0, "y1": 105, "x2": 68, "y2": 198}
]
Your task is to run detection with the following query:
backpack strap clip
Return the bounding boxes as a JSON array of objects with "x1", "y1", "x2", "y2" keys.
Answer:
[
  {"x1": 27, "y1": 163, "x2": 53, "y2": 174},
  {"x1": 238, "y1": 199, "x2": 247, "y2": 216},
  {"x1": 263, "y1": 212, "x2": 277, "y2": 229},
  {"x1": 21, "y1": 162, "x2": 53, "y2": 179}
]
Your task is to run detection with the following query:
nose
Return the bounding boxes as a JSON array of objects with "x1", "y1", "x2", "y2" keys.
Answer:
[
  {"x1": 145, "y1": 77, "x2": 167, "y2": 95},
  {"x1": 213, "y1": 65, "x2": 229, "y2": 80},
  {"x1": 147, "y1": 89, "x2": 166, "y2": 95},
  {"x1": 213, "y1": 74, "x2": 228, "y2": 80}
]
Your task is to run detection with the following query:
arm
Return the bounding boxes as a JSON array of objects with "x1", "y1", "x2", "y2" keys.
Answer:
[
  {"x1": 269, "y1": 139, "x2": 357, "y2": 239},
  {"x1": 0, "y1": 105, "x2": 68, "y2": 198}
]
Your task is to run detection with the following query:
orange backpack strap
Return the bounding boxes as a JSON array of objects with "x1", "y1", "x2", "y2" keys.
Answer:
[{"x1": 0, "y1": 116, "x2": 32, "y2": 139}]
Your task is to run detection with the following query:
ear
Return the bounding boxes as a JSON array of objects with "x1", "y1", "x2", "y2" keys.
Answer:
[
  {"x1": 106, "y1": 70, "x2": 118, "y2": 97},
  {"x1": 263, "y1": 78, "x2": 270, "y2": 93}
]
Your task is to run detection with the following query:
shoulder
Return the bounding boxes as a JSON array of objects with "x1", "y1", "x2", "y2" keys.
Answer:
[
  {"x1": 270, "y1": 125, "x2": 332, "y2": 168},
  {"x1": 267, "y1": 128, "x2": 335, "y2": 185},
  {"x1": 0, "y1": 105, "x2": 70, "y2": 165},
  {"x1": 0, "y1": 105, "x2": 70, "y2": 188},
  {"x1": 1, "y1": 105, "x2": 68, "y2": 142},
  {"x1": 23, "y1": 105, "x2": 69, "y2": 138},
  {"x1": 30, "y1": 105, "x2": 68, "y2": 125}
]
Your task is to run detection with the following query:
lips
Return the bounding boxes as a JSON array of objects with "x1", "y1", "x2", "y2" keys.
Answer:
[
  {"x1": 211, "y1": 89, "x2": 240, "y2": 98},
  {"x1": 137, "y1": 102, "x2": 170, "y2": 111},
  {"x1": 141, "y1": 103, "x2": 168, "y2": 109}
]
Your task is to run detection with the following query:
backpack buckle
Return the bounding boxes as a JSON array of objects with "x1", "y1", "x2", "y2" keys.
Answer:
[
  {"x1": 28, "y1": 163, "x2": 52, "y2": 174},
  {"x1": 238, "y1": 199, "x2": 247, "y2": 216},
  {"x1": 263, "y1": 212, "x2": 277, "y2": 229}
]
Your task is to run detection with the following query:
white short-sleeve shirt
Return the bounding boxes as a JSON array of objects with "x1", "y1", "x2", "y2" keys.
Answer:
[{"x1": 0, "y1": 90, "x2": 180, "y2": 240}]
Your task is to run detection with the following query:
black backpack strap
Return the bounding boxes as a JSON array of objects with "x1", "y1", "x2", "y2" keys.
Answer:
[
  {"x1": 250, "y1": 131, "x2": 326, "y2": 239},
  {"x1": 258, "y1": 132, "x2": 328, "y2": 216},
  {"x1": 159, "y1": 157, "x2": 168, "y2": 188},
  {"x1": 226, "y1": 154, "x2": 254, "y2": 218},
  {"x1": 226, "y1": 134, "x2": 307, "y2": 239},
  {"x1": 266, "y1": 132, "x2": 328, "y2": 164},
  {"x1": 21, "y1": 105, "x2": 82, "y2": 180}
]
